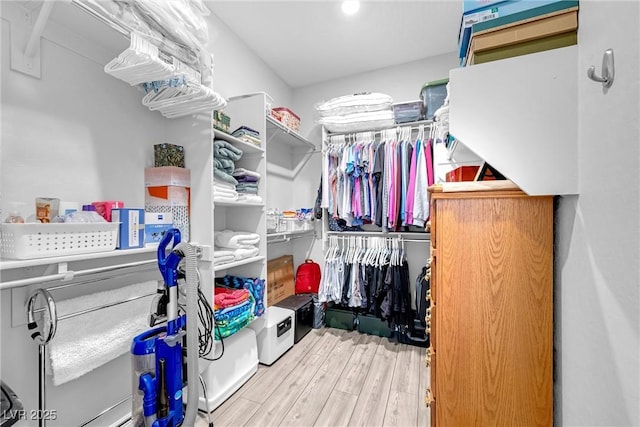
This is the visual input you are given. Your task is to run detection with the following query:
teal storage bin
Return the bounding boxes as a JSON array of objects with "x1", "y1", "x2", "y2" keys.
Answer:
[
  {"x1": 420, "y1": 78, "x2": 449, "y2": 120},
  {"x1": 325, "y1": 307, "x2": 355, "y2": 331},
  {"x1": 357, "y1": 314, "x2": 392, "y2": 338}
]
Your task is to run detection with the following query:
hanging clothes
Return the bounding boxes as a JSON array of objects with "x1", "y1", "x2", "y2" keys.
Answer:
[{"x1": 324, "y1": 124, "x2": 432, "y2": 231}]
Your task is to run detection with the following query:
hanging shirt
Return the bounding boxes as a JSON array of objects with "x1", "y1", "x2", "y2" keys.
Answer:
[{"x1": 405, "y1": 138, "x2": 420, "y2": 225}]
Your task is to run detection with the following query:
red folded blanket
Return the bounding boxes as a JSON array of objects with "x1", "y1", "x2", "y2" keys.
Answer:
[{"x1": 214, "y1": 287, "x2": 249, "y2": 309}]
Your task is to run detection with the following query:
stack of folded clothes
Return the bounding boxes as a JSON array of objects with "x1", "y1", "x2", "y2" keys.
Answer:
[
  {"x1": 213, "y1": 287, "x2": 255, "y2": 339},
  {"x1": 231, "y1": 126, "x2": 261, "y2": 147},
  {"x1": 216, "y1": 274, "x2": 265, "y2": 318},
  {"x1": 213, "y1": 229, "x2": 261, "y2": 267},
  {"x1": 213, "y1": 139, "x2": 243, "y2": 203},
  {"x1": 232, "y1": 168, "x2": 262, "y2": 203}
]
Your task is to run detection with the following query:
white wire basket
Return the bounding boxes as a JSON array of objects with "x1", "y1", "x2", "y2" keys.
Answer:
[{"x1": 0, "y1": 223, "x2": 119, "y2": 260}]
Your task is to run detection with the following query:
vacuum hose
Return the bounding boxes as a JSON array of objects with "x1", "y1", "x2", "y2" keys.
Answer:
[{"x1": 175, "y1": 241, "x2": 199, "y2": 426}]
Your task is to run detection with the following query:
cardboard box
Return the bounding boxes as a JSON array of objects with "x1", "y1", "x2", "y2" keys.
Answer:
[
  {"x1": 144, "y1": 167, "x2": 191, "y2": 187},
  {"x1": 458, "y1": 0, "x2": 577, "y2": 61},
  {"x1": 144, "y1": 212, "x2": 173, "y2": 245},
  {"x1": 267, "y1": 255, "x2": 295, "y2": 306},
  {"x1": 111, "y1": 208, "x2": 145, "y2": 249},
  {"x1": 154, "y1": 143, "x2": 185, "y2": 168}
]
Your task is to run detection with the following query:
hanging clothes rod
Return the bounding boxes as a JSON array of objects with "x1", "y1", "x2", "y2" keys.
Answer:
[
  {"x1": 31, "y1": 291, "x2": 156, "y2": 321},
  {"x1": 1, "y1": 259, "x2": 157, "y2": 290}
]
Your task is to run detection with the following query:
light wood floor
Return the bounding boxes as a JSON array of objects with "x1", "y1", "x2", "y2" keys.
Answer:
[{"x1": 197, "y1": 327, "x2": 430, "y2": 427}]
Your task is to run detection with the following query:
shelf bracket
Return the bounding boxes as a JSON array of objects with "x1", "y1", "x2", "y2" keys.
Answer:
[{"x1": 9, "y1": 1, "x2": 55, "y2": 79}]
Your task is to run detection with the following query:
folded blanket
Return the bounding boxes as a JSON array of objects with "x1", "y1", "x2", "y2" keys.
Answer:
[
  {"x1": 236, "y1": 175, "x2": 260, "y2": 183},
  {"x1": 234, "y1": 247, "x2": 260, "y2": 260},
  {"x1": 214, "y1": 287, "x2": 249, "y2": 309},
  {"x1": 233, "y1": 168, "x2": 261, "y2": 179},
  {"x1": 214, "y1": 139, "x2": 243, "y2": 161},
  {"x1": 214, "y1": 168, "x2": 238, "y2": 186},
  {"x1": 215, "y1": 230, "x2": 260, "y2": 249},
  {"x1": 215, "y1": 299, "x2": 253, "y2": 321}
]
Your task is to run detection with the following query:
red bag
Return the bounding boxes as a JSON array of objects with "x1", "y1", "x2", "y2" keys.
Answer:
[{"x1": 295, "y1": 259, "x2": 321, "y2": 294}]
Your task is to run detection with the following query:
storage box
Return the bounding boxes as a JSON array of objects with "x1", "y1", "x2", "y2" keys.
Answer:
[
  {"x1": 111, "y1": 208, "x2": 145, "y2": 249},
  {"x1": 154, "y1": 143, "x2": 185, "y2": 168},
  {"x1": 392, "y1": 100, "x2": 424, "y2": 123},
  {"x1": 271, "y1": 107, "x2": 300, "y2": 132},
  {"x1": 420, "y1": 79, "x2": 448, "y2": 120},
  {"x1": 446, "y1": 165, "x2": 481, "y2": 182},
  {"x1": 248, "y1": 306, "x2": 294, "y2": 365},
  {"x1": 144, "y1": 167, "x2": 191, "y2": 187},
  {"x1": 144, "y1": 212, "x2": 173, "y2": 245},
  {"x1": 266, "y1": 255, "x2": 295, "y2": 306},
  {"x1": 145, "y1": 186, "x2": 190, "y2": 242},
  {"x1": 275, "y1": 294, "x2": 314, "y2": 343},
  {"x1": 458, "y1": 0, "x2": 577, "y2": 62},
  {"x1": 0, "y1": 223, "x2": 118, "y2": 260}
]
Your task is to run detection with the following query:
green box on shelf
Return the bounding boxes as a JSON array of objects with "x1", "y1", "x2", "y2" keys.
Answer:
[
  {"x1": 154, "y1": 143, "x2": 185, "y2": 168},
  {"x1": 325, "y1": 307, "x2": 355, "y2": 331}
]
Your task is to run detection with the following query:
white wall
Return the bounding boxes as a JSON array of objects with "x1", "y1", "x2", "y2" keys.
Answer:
[
  {"x1": 206, "y1": 12, "x2": 292, "y2": 108},
  {"x1": 556, "y1": 1, "x2": 640, "y2": 425}
]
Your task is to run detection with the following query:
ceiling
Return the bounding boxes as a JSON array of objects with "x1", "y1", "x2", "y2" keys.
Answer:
[{"x1": 206, "y1": 1, "x2": 462, "y2": 88}]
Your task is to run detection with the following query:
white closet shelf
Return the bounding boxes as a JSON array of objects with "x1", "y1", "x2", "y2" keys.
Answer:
[
  {"x1": 213, "y1": 255, "x2": 265, "y2": 272},
  {"x1": 213, "y1": 200, "x2": 264, "y2": 208},
  {"x1": 0, "y1": 246, "x2": 157, "y2": 271},
  {"x1": 326, "y1": 119, "x2": 434, "y2": 137},
  {"x1": 266, "y1": 116, "x2": 315, "y2": 150},
  {"x1": 214, "y1": 129, "x2": 264, "y2": 155}
]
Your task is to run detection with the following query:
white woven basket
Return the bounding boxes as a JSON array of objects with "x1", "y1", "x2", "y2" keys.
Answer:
[{"x1": 0, "y1": 223, "x2": 119, "y2": 260}]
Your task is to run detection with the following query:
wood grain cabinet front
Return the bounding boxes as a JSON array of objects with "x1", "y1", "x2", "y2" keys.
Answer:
[{"x1": 428, "y1": 182, "x2": 553, "y2": 427}]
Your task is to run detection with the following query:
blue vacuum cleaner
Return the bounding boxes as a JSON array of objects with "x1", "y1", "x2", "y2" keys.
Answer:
[{"x1": 130, "y1": 229, "x2": 199, "y2": 427}]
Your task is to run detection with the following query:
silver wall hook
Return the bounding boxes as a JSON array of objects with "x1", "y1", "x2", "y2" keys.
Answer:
[{"x1": 587, "y1": 48, "x2": 615, "y2": 88}]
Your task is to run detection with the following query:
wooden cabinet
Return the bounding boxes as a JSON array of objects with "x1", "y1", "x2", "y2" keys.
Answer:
[{"x1": 427, "y1": 181, "x2": 553, "y2": 426}]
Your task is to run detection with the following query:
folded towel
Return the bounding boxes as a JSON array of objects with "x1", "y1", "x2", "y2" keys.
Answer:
[
  {"x1": 213, "y1": 185, "x2": 238, "y2": 196},
  {"x1": 214, "y1": 168, "x2": 238, "y2": 186},
  {"x1": 215, "y1": 230, "x2": 261, "y2": 249},
  {"x1": 213, "y1": 248, "x2": 236, "y2": 265},
  {"x1": 214, "y1": 139, "x2": 243, "y2": 161},
  {"x1": 235, "y1": 182, "x2": 259, "y2": 190},
  {"x1": 214, "y1": 158, "x2": 235, "y2": 174},
  {"x1": 214, "y1": 179, "x2": 237, "y2": 190},
  {"x1": 233, "y1": 168, "x2": 261, "y2": 179},
  {"x1": 231, "y1": 126, "x2": 260, "y2": 139},
  {"x1": 234, "y1": 247, "x2": 260, "y2": 260},
  {"x1": 236, "y1": 194, "x2": 263, "y2": 204},
  {"x1": 214, "y1": 287, "x2": 249, "y2": 309},
  {"x1": 47, "y1": 281, "x2": 157, "y2": 386},
  {"x1": 236, "y1": 187, "x2": 259, "y2": 194},
  {"x1": 236, "y1": 175, "x2": 260, "y2": 183},
  {"x1": 214, "y1": 299, "x2": 254, "y2": 321}
]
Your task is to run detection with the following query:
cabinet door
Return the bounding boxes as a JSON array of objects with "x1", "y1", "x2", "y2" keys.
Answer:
[{"x1": 435, "y1": 194, "x2": 553, "y2": 426}]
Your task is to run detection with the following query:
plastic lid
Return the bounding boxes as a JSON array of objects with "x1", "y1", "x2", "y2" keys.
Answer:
[{"x1": 420, "y1": 78, "x2": 450, "y2": 96}]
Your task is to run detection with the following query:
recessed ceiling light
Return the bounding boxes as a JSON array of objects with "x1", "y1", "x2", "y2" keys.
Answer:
[{"x1": 342, "y1": 0, "x2": 360, "y2": 15}]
